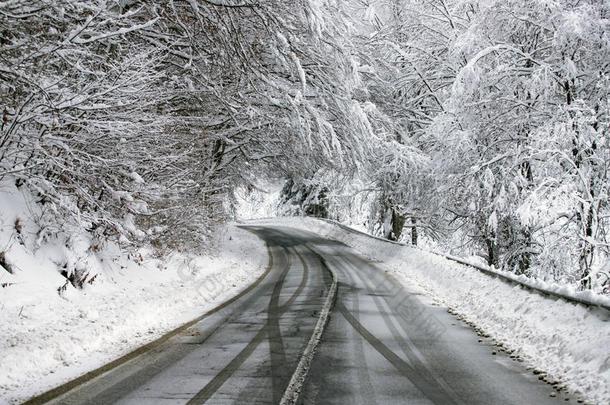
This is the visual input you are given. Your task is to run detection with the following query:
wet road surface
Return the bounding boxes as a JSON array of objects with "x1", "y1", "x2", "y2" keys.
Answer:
[{"x1": 35, "y1": 225, "x2": 570, "y2": 404}]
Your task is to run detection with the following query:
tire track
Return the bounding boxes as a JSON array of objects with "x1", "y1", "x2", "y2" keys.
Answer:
[
  {"x1": 235, "y1": 246, "x2": 315, "y2": 404},
  {"x1": 189, "y1": 245, "x2": 320, "y2": 404},
  {"x1": 186, "y1": 247, "x2": 292, "y2": 405},
  {"x1": 278, "y1": 247, "x2": 310, "y2": 311},
  {"x1": 311, "y1": 248, "x2": 458, "y2": 405},
  {"x1": 341, "y1": 254, "x2": 460, "y2": 405},
  {"x1": 279, "y1": 247, "x2": 337, "y2": 405},
  {"x1": 336, "y1": 302, "x2": 457, "y2": 405},
  {"x1": 329, "y1": 257, "x2": 379, "y2": 405},
  {"x1": 346, "y1": 255, "x2": 460, "y2": 393},
  {"x1": 26, "y1": 243, "x2": 277, "y2": 405},
  {"x1": 267, "y1": 247, "x2": 292, "y2": 404}
]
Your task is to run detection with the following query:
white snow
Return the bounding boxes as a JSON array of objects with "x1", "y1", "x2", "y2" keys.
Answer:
[
  {"x1": 233, "y1": 181, "x2": 283, "y2": 220},
  {"x1": 0, "y1": 182, "x2": 267, "y2": 404},
  {"x1": 129, "y1": 171, "x2": 145, "y2": 184},
  {"x1": 249, "y1": 217, "x2": 610, "y2": 405}
]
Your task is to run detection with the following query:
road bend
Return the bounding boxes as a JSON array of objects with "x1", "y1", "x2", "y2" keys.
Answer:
[{"x1": 36, "y1": 225, "x2": 570, "y2": 405}]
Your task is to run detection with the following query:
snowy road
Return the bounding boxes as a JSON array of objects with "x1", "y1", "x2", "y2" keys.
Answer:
[{"x1": 30, "y1": 225, "x2": 570, "y2": 404}]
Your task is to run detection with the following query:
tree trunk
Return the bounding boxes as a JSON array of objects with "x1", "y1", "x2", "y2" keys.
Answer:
[
  {"x1": 390, "y1": 208, "x2": 406, "y2": 241},
  {"x1": 516, "y1": 159, "x2": 534, "y2": 275},
  {"x1": 382, "y1": 205, "x2": 405, "y2": 241},
  {"x1": 486, "y1": 236, "x2": 499, "y2": 267},
  {"x1": 411, "y1": 217, "x2": 418, "y2": 246},
  {"x1": 516, "y1": 228, "x2": 532, "y2": 275},
  {"x1": 579, "y1": 201, "x2": 594, "y2": 290}
]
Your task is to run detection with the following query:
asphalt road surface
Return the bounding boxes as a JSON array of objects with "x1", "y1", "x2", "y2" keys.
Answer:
[{"x1": 36, "y1": 225, "x2": 571, "y2": 404}]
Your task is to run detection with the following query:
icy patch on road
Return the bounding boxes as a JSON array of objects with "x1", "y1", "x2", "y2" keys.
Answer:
[
  {"x1": 0, "y1": 225, "x2": 266, "y2": 404},
  {"x1": 251, "y1": 217, "x2": 610, "y2": 405}
]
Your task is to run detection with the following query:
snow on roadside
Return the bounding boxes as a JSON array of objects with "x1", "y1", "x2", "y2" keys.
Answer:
[
  {"x1": 0, "y1": 224, "x2": 267, "y2": 404},
  {"x1": 250, "y1": 217, "x2": 610, "y2": 405}
]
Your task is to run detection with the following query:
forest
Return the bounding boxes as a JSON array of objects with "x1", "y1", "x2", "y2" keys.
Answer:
[{"x1": 1, "y1": 0, "x2": 609, "y2": 293}]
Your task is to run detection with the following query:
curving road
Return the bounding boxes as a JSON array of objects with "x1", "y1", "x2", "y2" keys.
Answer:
[{"x1": 31, "y1": 225, "x2": 570, "y2": 404}]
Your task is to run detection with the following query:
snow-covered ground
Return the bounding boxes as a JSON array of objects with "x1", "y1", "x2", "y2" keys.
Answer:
[
  {"x1": 0, "y1": 180, "x2": 267, "y2": 405},
  {"x1": 0, "y1": 225, "x2": 266, "y2": 404},
  {"x1": 249, "y1": 217, "x2": 610, "y2": 405}
]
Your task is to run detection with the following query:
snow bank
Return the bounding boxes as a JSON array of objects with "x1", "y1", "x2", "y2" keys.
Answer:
[
  {"x1": 0, "y1": 217, "x2": 267, "y2": 405},
  {"x1": 282, "y1": 217, "x2": 610, "y2": 309},
  {"x1": 250, "y1": 217, "x2": 610, "y2": 405},
  {"x1": 436, "y1": 253, "x2": 610, "y2": 310}
]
